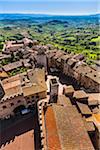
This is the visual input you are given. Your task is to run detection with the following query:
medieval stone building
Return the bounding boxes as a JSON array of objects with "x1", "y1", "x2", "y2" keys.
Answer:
[{"x1": 0, "y1": 68, "x2": 47, "y2": 119}]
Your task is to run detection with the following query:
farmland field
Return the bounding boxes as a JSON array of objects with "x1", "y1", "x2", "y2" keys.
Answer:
[{"x1": 0, "y1": 14, "x2": 99, "y2": 64}]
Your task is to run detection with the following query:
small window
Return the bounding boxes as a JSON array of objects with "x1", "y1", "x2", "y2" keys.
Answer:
[
  {"x1": 10, "y1": 103, "x2": 14, "y2": 106},
  {"x1": 3, "y1": 106, "x2": 7, "y2": 109},
  {"x1": 36, "y1": 95, "x2": 39, "y2": 99},
  {"x1": 66, "y1": 59, "x2": 68, "y2": 63},
  {"x1": 76, "y1": 66, "x2": 78, "y2": 69},
  {"x1": 32, "y1": 96, "x2": 34, "y2": 99},
  {"x1": 17, "y1": 100, "x2": 21, "y2": 103},
  {"x1": 94, "y1": 75, "x2": 96, "y2": 77},
  {"x1": 27, "y1": 101, "x2": 31, "y2": 104}
]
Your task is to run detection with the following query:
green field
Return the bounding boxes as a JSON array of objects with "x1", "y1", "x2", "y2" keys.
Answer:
[{"x1": 0, "y1": 14, "x2": 99, "y2": 64}]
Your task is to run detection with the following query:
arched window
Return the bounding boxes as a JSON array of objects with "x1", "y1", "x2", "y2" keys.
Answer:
[
  {"x1": 10, "y1": 103, "x2": 14, "y2": 106},
  {"x1": 3, "y1": 105, "x2": 7, "y2": 109},
  {"x1": 17, "y1": 100, "x2": 21, "y2": 103},
  {"x1": 26, "y1": 97, "x2": 30, "y2": 100}
]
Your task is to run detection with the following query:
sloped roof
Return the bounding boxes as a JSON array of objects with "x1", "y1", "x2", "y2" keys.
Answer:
[
  {"x1": 87, "y1": 93, "x2": 100, "y2": 106},
  {"x1": 73, "y1": 54, "x2": 84, "y2": 60},
  {"x1": 61, "y1": 54, "x2": 71, "y2": 61},
  {"x1": 83, "y1": 118, "x2": 95, "y2": 132},
  {"x1": 44, "y1": 104, "x2": 94, "y2": 150},
  {"x1": 73, "y1": 63, "x2": 91, "y2": 73},
  {"x1": 53, "y1": 51, "x2": 65, "y2": 60},
  {"x1": 47, "y1": 51, "x2": 56, "y2": 59},
  {"x1": 21, "y1": 69, "x2": 47, "y2": 97},
  {"x1": 1, "y1": 68, "x2": 47, "y2": 101},
  {"x1": 73, "y1": 90, "x2": 88, "y2": 100},
  {"x1": 2, "y1": 59, "x2": 32, "y2": 72},
  {"x1": 64, "y1": 85, "x2": 74, "y2": 95},
  {"x1": 73, "y1": 63, "x2": 100, "y2": 84},
  {"x1": 3, "y1": 61, "x2": 22, "y2": 72},
  {"x1": 1, "y1": 75, "x2": 22, "y2": 101},
  {"x1": 57, "y1": 95, "x2": 72, "y2": 107},
  {"x1": 0, "y1": 71, "x2": 8, "y2": 78},
  {"x1": 86, "y1": 114, "x2": 100, "y2": 132},
  {"x1": 0, "y1": 53, "x2": 11, "y2": 60},
  {"x1": 85, "y1": 71, "x2": 100, "y2": 84},
  {"x1": 45, "y1": 106, "x2": 61, "y2": 150},
  {"x1": 76, "y1": 101, "x2": 92, "y2": 115},
  {"x1": 93, "y1": 114, "x2": 100, "y2": 123},
  {"x1": 67, "y1": 58, "x2": 77, "y2": 67}
]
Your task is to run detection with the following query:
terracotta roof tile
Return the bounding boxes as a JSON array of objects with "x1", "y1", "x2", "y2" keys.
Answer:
[
  {"x1": 45, "y1": 106, "x2": 61, "y2": 150},
  {"x1": 44, "y1": 104, "x2": 94, "y2": 150},
  {"x1": 76, "y1": 102, "x2": 92, "y2": 115},
  {"x1": 73, "y1": 90, "x2": 88, "y2": 100},
  {"x1": 87, "y1": 93, "x2": 100, "y2": 106},
  {"x1": 1, "y1": 68, "x2": 47, "y2": 101}
]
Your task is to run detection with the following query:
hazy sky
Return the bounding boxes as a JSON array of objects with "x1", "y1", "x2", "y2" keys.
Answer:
[{"x1": 0, "y1": 0, "x2": 99, "y2": 15}]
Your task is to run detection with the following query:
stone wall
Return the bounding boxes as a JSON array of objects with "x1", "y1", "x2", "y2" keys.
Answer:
[{"x1": 0, "y1": 91, "x2": 47, "y2": 119}]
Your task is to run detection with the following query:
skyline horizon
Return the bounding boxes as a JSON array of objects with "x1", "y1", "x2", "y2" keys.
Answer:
[
  {"x1": 0, "y1": 0, "x2": 98, "y2": 16},
  {"x1": 0, "y1": 12, "x2": 99, "y2": 16}
]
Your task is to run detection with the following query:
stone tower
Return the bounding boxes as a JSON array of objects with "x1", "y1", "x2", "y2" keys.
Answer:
[
  {"x1": 49, "y1": 78, "x2": 59, "y2": 103},
  {"x1": 36, "y1": 46, "x2": 47, "y2": 72}
]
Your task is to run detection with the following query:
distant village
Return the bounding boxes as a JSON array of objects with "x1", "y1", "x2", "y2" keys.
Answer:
[{"x1": 0, "y1": 38, "x2": 100, "y2": 150}]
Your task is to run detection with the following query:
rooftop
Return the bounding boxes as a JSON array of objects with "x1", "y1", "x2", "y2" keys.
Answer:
[
  {"x1": 73, "y1": 63, "x2": 100, "y2": 84},
  {"x1": 73, "y1": 90, "x2": 88, "y2": 100},
  {"x1": 0, "y1": 71, "x2": 8, "y2": 79},
  {"x1": 2, "y1": 59, "x2": 31, "y2": 72},
  {"x1": 1, "y1": 68, "x2": 47, "y2": 101},
  {"x1": 0, "y1": 53, "x2": 11, "y2": 61},
  {"x1": 1, "y1": 129, "x2": 35, "y2": 150},
  {"x1": 61, "y1": 54, "x2": 71, "y2": 61},
  {"x1": 64, "y1": 85, "x2": 74, "y2": 95},
  {"x1": 73, "y1": 62, "x2": 91, "y2": 73},
  {"x1": 86, "y1": 114, "x2": 100, "y2": 132},
  {"x1": 44, "y1": 104, "x2": 94, "y2": 150},
  {"x1": 67, "y1": 58, "x2": 77, "y2": 67},
  {"x1": 3, "y1": 61, "x2": 22, "y2": 72},
  {"x1": 93, "y1": 114, "x2": 100, "y2": 123},
  {"x1": 45, "y1": 106, "x2": 61, "y2": 150},
  {"x1": 76, "y1": 101, "x2": 92, "y2": 115},
  {"x1": 83, "y1": 118, "x2": 95, "y2": 132},
  {"x1": 73, "y1": 54, "x2": 85, "y2": 61},
  {"x1": 53, "y1": 51, "x2": 65, "y2": 60},
  {"x1": 57, "y1": 95, "x2": 72, "y2": 107},
  {"x1": 87, "y1": 93, "x2": 100, "y2": 106},
  {"x1": 85, "y1": 70, "x2": 100, "y2": 84},
  {"x1": 2, "y1": 75, "x2": 22, "y2": 101}
]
